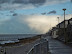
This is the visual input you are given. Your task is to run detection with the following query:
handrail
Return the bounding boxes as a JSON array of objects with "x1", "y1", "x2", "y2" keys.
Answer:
[{"x1": 27, "y1": 38, "x2": 49, "y2": 54}]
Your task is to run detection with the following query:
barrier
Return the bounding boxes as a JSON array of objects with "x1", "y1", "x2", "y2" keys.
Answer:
[
  {"x1": 27, "y1": 39, "x2": 49, "y2": 54},
  {"x1": 0, "y1": 39, "x2": 50, "y2": 54}
]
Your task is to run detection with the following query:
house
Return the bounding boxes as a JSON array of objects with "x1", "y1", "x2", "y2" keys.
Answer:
[
  {"x1": 51, "y1": 27, "x2": 58, "y2": 38},
  {"x1": 56, "y1": 18, "x2": 72, "y2": 42},
  {"x1": 56, "y1": 20, "x2": 68, "y2": 28},
  {"x1": 66, "y1": 18, "x2": 72, "y2": 42},
  {"x1": 49, "y1": 18, "x2": 72, "y2": 42},
  {"x1": 56, "y1": 20, "x2": 69, "y2": 41}
]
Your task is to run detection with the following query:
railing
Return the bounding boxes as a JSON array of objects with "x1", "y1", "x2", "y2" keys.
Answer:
[
  {"x1": 0, "y1": 39, "x2": 50, "y2": 54},
  {"x1": 27, "y1": 39, "x2": 50, "y2": 54}
]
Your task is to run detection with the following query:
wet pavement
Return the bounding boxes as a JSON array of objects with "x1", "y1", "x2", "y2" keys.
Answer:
[{"x1": 47, "y1": 36, "x2": 72, "y2": 54}]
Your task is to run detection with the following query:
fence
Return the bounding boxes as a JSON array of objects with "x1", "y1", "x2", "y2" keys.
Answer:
[
  {"x1": 27, "y1": 39, "x2": 50, "y2": 54},
  {"x1": 0, "y1": 39, "x2": 50, "y2": 54}
]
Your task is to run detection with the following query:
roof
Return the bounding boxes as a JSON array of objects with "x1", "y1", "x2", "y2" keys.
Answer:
[
  {"x1": 68, "y1": 18, "x2": 72, "y2": 21},
  {"x1": 56, "y1": 20, "x2": 68, "y2": 26}
]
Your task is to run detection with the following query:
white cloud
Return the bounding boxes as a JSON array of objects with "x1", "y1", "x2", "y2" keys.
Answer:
[
  {"x1": 0, "y1": 14, "x2": 72, "y2": 34},
  {"x1": 24, "y1": 15, "x2": 60, "y2": 33},
  {"x1": 22, "y1": 14, "x2": 72, "y2": 34},
  {"x1": 0, "y1": 14, "x2": 72, "y2": 33}
]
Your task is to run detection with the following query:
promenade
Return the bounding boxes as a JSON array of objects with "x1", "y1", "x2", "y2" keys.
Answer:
[
  {"x1": 0, "y1": 35, "x2": 72, "y2": 54},
  {"x1": 47, "y1": 36, "x2": 72, "y2": 54},
  {"x1": 0, "y1": 38, "x2": 41, "y2": 54}
]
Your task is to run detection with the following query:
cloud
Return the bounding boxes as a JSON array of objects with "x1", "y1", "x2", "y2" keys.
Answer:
[
  {"x1": 60, "y1": 14, "x2": 72, "y2": 20},
  {"x1": 48, "y1": 10, "x2": 56, "y2": 14},
  {"x1": 24, "y1": 15, "x2": 60, "y2": 33},
  {"x1": 13, "y1": 0, "x2": 29, "y2": 4},
  {"x1": 0, "y1": 14, "x2": 72, "y2": 34},
  {"x1": 0, "y1": 0, "x2": 46, "y2": 10},
  {"x1": 71, "y1": 0, "x2": 72, "y2": 2},
  {"x1": 13, "y1": 0, "x2": 46, "y2": 5},
  {"x1": 0, "y1": 0, "x2": 70, "y2": 10},
  {"x1": 23, "y1": 14, "x2": 72, "y2": 34},
  {"x1": 29, "y1": 0, "x2": 46, "y2": 7},
  {"x1": 0, "y1": 15, "x2": 38, "y2": 34},
  {"x1": 0, "y1": 16, "x2": 11, "y2": 25},
  {"x1": 0, "y1": 3, "x2": 35, "y2": 10},
  {"x1": 0, "y1": 0, "x2": 10, "y2": 4},
  {"x1": 41, "y1": 12, "x2": 46, "y2": 15},
  {"x1": 44, "y1": 0, "x2": 70, "y2": 5},
  {"x1": 0, "y1": 14, "x2": 59, "y2": 34},
  {"x1": 13, "y1": 13, "x2": 18, "y2": 16}
]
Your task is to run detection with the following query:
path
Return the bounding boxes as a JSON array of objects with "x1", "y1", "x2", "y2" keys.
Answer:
[{"x1": 47, "y1": 36, "x2": 72, "y2": 54}]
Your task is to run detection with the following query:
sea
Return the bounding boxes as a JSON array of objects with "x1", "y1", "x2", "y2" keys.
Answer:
[{"x1": 0, "y1": 34, "x2": 37, "y2": 44}]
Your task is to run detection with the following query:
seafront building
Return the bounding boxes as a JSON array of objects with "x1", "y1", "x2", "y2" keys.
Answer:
[{"x1": 51, "y1": 18, "x2": 72, "y2": 43}]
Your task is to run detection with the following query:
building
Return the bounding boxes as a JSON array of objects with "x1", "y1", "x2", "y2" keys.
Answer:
[
  {"x1": 66, "y1": 18, "x2": 72, "y2": 42},
  {"x1": 56, "y1": 20, "x2": 68, "y2": 28},
  {"x1": 51, "y1": 27, "x2": 58, "y2": 38},
  {"x1": 48, "y1": 18, "x2": 72, "y2": 43},
  {"x1": 56, "y1": 20, "x2": 69, "y2": 41},
  {"x1": 56, "y1": 18, "x2": 72, "y2": 42}
]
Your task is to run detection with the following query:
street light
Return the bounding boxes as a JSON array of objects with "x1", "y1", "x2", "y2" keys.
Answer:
[
  {"x1": 57, "y1": 17, "x2": 59, "y2": 36},
  {"x1": 63, "y1": 9, "x2": 66, "y2": 21},
  {"x1": 57, "y1": 17, "x2": 59, "y2": 24},
  {"x1": 62, "y1": 8, "x2": 67, "y2": 43}
]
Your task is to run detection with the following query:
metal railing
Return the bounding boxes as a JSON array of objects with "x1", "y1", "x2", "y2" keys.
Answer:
[
  {"x1": 0, "y1": 39, "x2": 50, "y2": 54},
  {"x1": 27, "y1": 39, "x2": 49, "y2": 54}
]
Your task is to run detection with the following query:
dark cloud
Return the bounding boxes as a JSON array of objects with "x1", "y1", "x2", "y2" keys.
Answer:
[
  {"x1": 48, "y1": 10, "x2": 56, "y2": 14},
  {"x1": 0, "y1": 5, "x2": 1, "y2": 9},
  {"x1": 13, "y1": 0, "x2": 46, "y2": 6},
  {"x1": 0, "y1": 0, "x2": 69, "y2": 10},
  {"x1": 71, "y1": 0, "x2": 72, "y2": 2},
  {"x1": 13, "y1": 13, "x2": 17, "y2": 16},
  {"x1": 29, "y1": 0, "x2": 46, "y2": 5},
  {"x1": 41, "y1": 12, "x2": 46, "y2": 15},
  {"x1": 0, "y1": 0, "x2": 10, "y2": 4},
  {"x1": 13, "y1": 0, "x2": 28, "y2": 4},
  {"x1": 0, "y1": 0, "x2": 46, "y2": 6},
  {"x1": 10, "y1": 11, "x2": 14, "y2": 13}
]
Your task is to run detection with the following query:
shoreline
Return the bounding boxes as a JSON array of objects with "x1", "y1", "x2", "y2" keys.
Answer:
[{"x1": 0, "y1": 35, "x2": 41, "y2": 47}]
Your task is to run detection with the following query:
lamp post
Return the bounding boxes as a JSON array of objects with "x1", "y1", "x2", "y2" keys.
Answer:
[
  {"x1": 57, "y1": 17, "x2": 59, "y2": 36},
  {"x1": 57, "y1": 17, "x2": 59, "y2": 24},
  {"x1": 63, "y1": 9, "x2": 66, "y2": 21},
  {"x1": 62, "y1": 8, "x2": 67, "y2": 43}
]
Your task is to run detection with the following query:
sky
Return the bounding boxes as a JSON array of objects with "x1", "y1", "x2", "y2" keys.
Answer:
[{"x1": 0, "y1": 0, "x2": 72, "y2": 34}]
